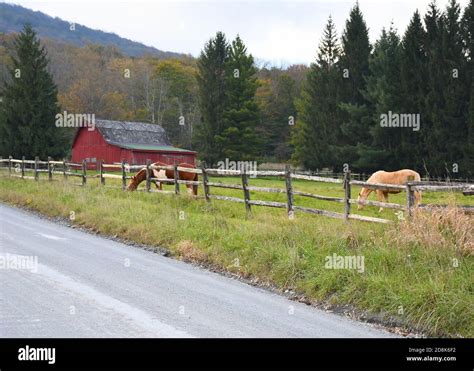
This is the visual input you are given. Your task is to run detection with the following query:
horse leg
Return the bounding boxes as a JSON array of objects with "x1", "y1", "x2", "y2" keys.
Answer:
[
  {"x1": 192, "y1": 174, "x2": 198, "y2": 196},
  {"x1": 376, "y1": 190, "x2": 385, "y2": 212},
  {"x1": 186, "y1": 184, "x2": 193, "y2": 195},
  {"x1": 381, "y1": 192, "x2": 391, "y2": 212}
]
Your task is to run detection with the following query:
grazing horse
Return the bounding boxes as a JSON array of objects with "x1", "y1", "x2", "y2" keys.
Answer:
[
  {"x1": 357, "y1": 169, "x2": 422, "y2": 212},
  {"x1": 127, "y1": 161, "x2": 198, "y2": 195}
]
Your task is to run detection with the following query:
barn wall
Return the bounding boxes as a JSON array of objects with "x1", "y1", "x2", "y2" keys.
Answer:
[
  {"x1": 71, "y1": 127, "x2": 196, "y2": 169},
  {"x1": 72, "y1": 127, "x2": 130, "y2": 168},
  {"x1": 131, "y1": 151, "x2": 196, "y2": 165}
]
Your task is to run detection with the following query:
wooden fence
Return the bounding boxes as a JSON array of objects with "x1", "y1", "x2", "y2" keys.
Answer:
[
  {"x1": 258, "y1": 168, "x2": 471, "y2": 183},
  {"x1": 0, "y1": 157, "x2": 473, "y2": 224}
]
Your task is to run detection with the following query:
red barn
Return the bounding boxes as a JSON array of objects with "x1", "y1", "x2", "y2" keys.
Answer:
[{"x1": 71, "y1": 120, "x2": 196, "y2": 167}]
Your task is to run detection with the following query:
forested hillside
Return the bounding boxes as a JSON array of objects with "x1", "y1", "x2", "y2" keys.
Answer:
[
  {"x1": 0, "y1": 3, "x2": 184, "y2": 58},
  {"x1": 0, "y1": 29, "x2": 305, "y2": 159}
]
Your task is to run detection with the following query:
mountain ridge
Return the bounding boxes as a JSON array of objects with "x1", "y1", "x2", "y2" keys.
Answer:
[{"x1": 0, "y1": 3, "x2": 187, "y2": 58}]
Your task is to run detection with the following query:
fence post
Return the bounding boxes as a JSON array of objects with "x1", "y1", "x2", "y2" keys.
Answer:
[
  {"x1": 343, "y1": 170, "x2": 351, "y2": 220},
  {"x1": 174, "y1": 164, "x2": 180, "y2": 195},
  {"x1": 201, "y1": 166, "x2": 210, "y2": 202},
  {"x1": 241, "y1": 169, "x2": 251, "y2": 214},
  {"x1": 146, "y1": 160, "x2": 151, "y2": 192},
  {"x1": 99, "y1": 160, "x2": 105, "y2": 185},
  {"x1": 63, "y1": 159, "x2": 67, "y2": 180},
  {"x1": 285, "y1": 164, "x2": 294, "y2": 219},
  {"x1": 82, "y1": 159, "x2": 87, "y2": 185},
  {"x1": 34, "y1": 156, "x2": 39, "y2": 181},
  {"x1": 121, "y1": 161, "x2": 126, "y2": 191},
  {"x1": 21, "y1": 156, "x2": 25, "y2": 179},
  {"x1": 406, "y1": 175, "x2": 415, "y2": 218},
  {"x1": 47, "y1": 156, "x2": 52, "y2": 181},
  {"x1": 8, "y1": 155, "x2": 12, "y2": 176}
]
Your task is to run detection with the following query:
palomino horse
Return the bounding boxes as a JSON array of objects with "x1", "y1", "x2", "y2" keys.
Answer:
[
  {"x1": 357, "y1": 169, "x2": 421, "y2": 212},
  {"x1": 127, "y1": 161, "x2": 198, "y2": 195}
]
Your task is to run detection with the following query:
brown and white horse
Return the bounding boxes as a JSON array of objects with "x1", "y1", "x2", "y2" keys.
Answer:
[
  {"x1": 357, "y1": 169, "x2": 422, "y2": 212},
  {"x1": 127, "y1": 161, "x2": 198, "y2": 195}
]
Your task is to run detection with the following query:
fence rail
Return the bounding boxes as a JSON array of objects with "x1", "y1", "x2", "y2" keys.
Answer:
[{"x1": 1, "y1": 156, "x2": 473, "y2": 224}]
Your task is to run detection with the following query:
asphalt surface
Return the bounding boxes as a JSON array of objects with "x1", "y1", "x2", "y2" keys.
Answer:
[{"x1": 0, "y1": 203, "x2": 396, "y2": 338}]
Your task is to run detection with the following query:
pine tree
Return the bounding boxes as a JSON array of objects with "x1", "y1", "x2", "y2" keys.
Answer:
[
  {"x1": 0, "y1": 24, "x2": 66, "y2": 159},
  {"x1": 194, "y1": 32, "x2": 229, "y2": 166},
  {"x1": 461, "y1": 0, "x2": 474, "y2": 176},
  {"x1": 423, "y1": 1, "x2": 449, "y2": 175},
  {"x1": 338, "y1": 3, "x2": 372, "y2": 168},
  {"x1": 441, "y1": 0, "x2": 469, "y2": 176},
  {"x1": 292, "y1": 16, "x2": 342, "y2": 170},
  {"x1": 258, "y1": 73, "x2": 297, "y2": 161},
  {"x1": 360, "y1": 26, "x2": 403, "y2": 170},
  {"x1": 216, "y1": 36, "x2": 260, "y2": 161},
  {"x1": 399, "y1": 11, "x2": 427, "y2": 172}
]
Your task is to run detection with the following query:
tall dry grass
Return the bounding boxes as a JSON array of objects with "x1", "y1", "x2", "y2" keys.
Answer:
[{"x1": 390, "y1": 206, "x2": 473, "y2": 256}]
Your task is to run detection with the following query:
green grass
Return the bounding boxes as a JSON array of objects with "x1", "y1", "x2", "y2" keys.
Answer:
[
  {"x1": 0, "y1": 171, "x2": 472, "y2": 337},
  {"x1": 199, "y1": 174, "x2": 472, "y2": 225}
]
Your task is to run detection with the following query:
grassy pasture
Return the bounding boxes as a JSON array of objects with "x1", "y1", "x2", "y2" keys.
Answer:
[
  {"x1": 0, "y1": 169, "x2": 472, "y2": 337},
  {"x1": 201, "y1": 174, "x2": 473, "y2": 222}
]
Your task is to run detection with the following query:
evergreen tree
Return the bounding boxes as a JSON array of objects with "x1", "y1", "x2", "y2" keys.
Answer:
[
  {"x1": 360, "y1": 26, "x2": 403, "y2": 170},
  {"x1": 194, "y1": 32, "x2": 229, "y2": 166},
  {"x1": 423, "y1": 1, "x2": 449, "y2": 175},
  {"x1": 338, "y1": 3, "x2": 372, "y2": 168},
  {"x1": 463, "y1": 0, "x2": 474, "y2": 67},
  {"x1": 0, "y1": 24, "x2": 66, "y2": 159},
  {"x1": 216, "y1": 36, "x2": 260, "y2": 161},
  {"x1": 262, "y1": 73, "x2": 297, "y2": 161},
  {"x1": 292, "y1": 16, "x2": 342, "y2": 170},
  {"x1": 441, "y1": 0, "x2": 468, "y2": 176},
  {"x1": 399, "y1": 11, "x2": 427, "y2": 172},
  {"x1": 461, "y1": 0, "x2": 474, "y2": 176}
]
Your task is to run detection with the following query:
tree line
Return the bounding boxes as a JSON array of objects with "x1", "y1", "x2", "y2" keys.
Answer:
[
  {"x1": 293, "y1": 0, "x2": 473, "y2": 177},
  {"x1": 0, "y1": 26, "x2": 303, "y2": 162},
  {"x1": 0, "y1": 0, "x2": 472, "y2": 177}
]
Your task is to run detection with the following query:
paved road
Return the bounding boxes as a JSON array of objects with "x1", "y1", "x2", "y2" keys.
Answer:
[{"x1": 0, "y1": 203, "x2": 396, "y2": 338}]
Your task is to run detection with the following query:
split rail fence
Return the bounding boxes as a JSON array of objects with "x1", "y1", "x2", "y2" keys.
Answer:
[{"x1": 0, "y1": 156, "x2": 473, "y2": 224}]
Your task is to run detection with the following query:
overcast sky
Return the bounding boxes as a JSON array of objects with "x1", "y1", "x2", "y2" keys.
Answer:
[{"x1": 3, "y1": 0, "x2": 470, "y2": 65}]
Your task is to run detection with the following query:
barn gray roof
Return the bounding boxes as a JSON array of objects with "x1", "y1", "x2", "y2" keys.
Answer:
[{"x1": 95, "y1": 120, "x2": 171, "y2": 147}]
